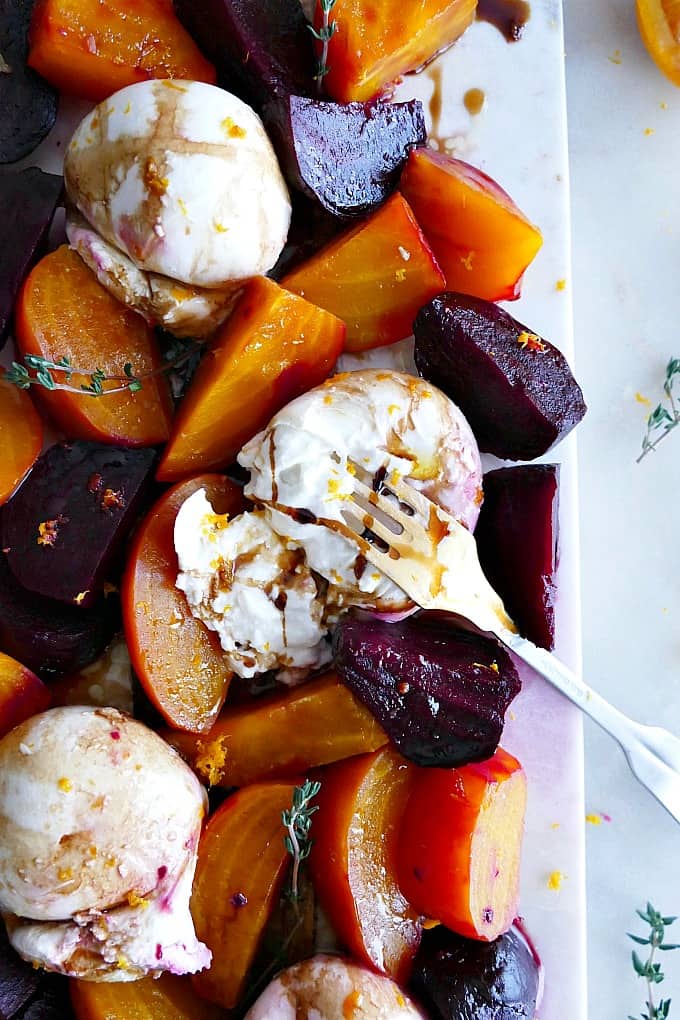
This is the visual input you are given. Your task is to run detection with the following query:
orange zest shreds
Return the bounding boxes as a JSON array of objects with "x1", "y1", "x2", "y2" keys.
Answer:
[
  {"x1": 547, "y1": 870, "x2": 566, "y2": 890},
  {"x1": 74, "y1": 591, "x2": 89, "y2": 605},
  {"x1": 585, "y1": 813, "x2": 602, "y2": 825},
  {"x1": 517, "y1": 331, "x2": 547, "y2": 352},
  {"x1": 555, "y1": 278, "x2": 567, "y2": 290},
  {"x1": 37, "y1": 518, "x2": 62, "y2": 546},
  {"x1": 58, "y1": 777, "x2": 72, "y2": 792},
  {"x1": 127, "y1": 891, "x2": 150, "y2": 909},
  {"x1": 195, "y1": 735, "x2": 229, "y2": 787}
]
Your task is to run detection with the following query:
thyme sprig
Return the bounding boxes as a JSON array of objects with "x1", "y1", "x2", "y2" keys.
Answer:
[
  {"x1": 628, "y1": 903, "x2": 680, "y2": 1020},
  {"x1": 638, "y1": 358, "x2": 680, "y2": 463},
  {"x1": 282, "y1": 779, "x2": 321, "y2": 901},
  {"x1": 308, "y1": 0, "x2": 338, "y2": 90},
  {"x1": 4, "y1": 343, "x2": 201, "y2": 398}
]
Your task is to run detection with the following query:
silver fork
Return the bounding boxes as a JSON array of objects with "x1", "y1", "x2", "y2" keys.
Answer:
[{"x1": 340, "y1": 460, "x2": 680, "y2": 824}]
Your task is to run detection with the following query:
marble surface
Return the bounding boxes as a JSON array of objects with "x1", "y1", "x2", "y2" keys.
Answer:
[{"x1": 565, "y1": 2, "x2": 680, "y2": 1018}]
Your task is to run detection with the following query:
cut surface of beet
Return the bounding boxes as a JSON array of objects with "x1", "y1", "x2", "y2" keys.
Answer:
[
  {"x1": 0, "y1": 167, "x2": 62, "y2": 347},
  {"x1": 173, "y1": 0, "x2": 315, "y2": 109},
  {"x1": 1, "y1": 442, "x2": 156, "y2": 607},
  {"x1": 413, "y1": 293, "x2": 586, "y2": 460},
  {"x1": 0, "y1": 554, "x2": 118, "y2": 679},
  {"x1": 411, "y1": 925, "x2": 540, "y2": 1020},
  {"x1": 476, "y1": 465, "x2": 559, "y2": 650},
  {"x1": 265, "y1": 95, "x2": 426, "y2": 219},
  {"x1": 333, "y1": 612, "x2": 521, "y2": 768},
  {"x1": 0, "y1": 0, "x2": 58, "y2": 164}
]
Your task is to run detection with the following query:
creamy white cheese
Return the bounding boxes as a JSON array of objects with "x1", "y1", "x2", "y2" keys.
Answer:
[
  {"x1": 175, "y1": 490, "x2": 332, "y2": 682},
  {"x1": 0, "y1": 707, "x2": 209, "y2": 981},
  {"x1": 239, "y1": 369, "x2": 483, "y2": 611},
  {"x1": 64, "y1": 80, "x2": 291, "y2": 291}
]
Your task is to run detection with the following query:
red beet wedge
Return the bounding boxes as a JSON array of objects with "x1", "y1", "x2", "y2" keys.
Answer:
[
  {"x1": 413, "y1": 293, "x2": 586, "y2": 460},
  {"x1": 475, "y1": 465, "x2": 560, "y2": 651},
  {"x1": 265, "y1": 95, "x2": 426, "y2": 219},
  {"x1": 333, "y1": 612, "x2": 521, "y2": 768},
  {"x1": 0, "y1": 167, "x2": 62, "y2": 347},
  {"x1": 1, "y1": 442, "x2": 156, "y2": 608}
]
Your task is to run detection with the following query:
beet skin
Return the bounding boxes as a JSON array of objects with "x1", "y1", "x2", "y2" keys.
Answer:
[
  {"x1": 333, "y1": 612, "x2": 520, "y2": 768},
  {"x1": 413, "y1": 292, "x2": 586, "y2": 460},
  {"x1": 0, "y1": 0, "x2": 58, "y2": 164}
]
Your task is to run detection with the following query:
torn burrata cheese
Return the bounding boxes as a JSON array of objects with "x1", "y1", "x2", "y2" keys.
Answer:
[
  {"x1": 239, "y1": 369, "x2": 483, "y2": 612},
  {"x1": 244, "y1": 955, "x2": 426, "y2": 1019},
  {"x1": 175, "y1": 491, "x2": 332, "y2": 682},
  {"x1": 0, "y1": 706, "x2": 210, "y2": 981},
  {"x1": 64, "y1": 80, "x2": 291, "y2": 335}
]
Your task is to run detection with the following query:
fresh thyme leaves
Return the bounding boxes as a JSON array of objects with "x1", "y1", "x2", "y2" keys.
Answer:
[
  {"x1": 282, "y1": 779, "x2": 321, "y2": 901},
  {"x1": 4, "y1": 343, "x2": 201, "y2": 398},
  {"x1": 628, "y1": 903, "x2": 680, "y2": 1020},
  {"x1": 638, "y1": 358, "x2": 680, "y2": 463},
  {"x1": 308, "y1": 0, "x2": 338, "y2": 90}
]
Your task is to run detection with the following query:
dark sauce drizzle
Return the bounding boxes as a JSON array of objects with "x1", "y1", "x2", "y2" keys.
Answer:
[{"x1": 476, "y1": 0, "x2": 531, "y2": 42}]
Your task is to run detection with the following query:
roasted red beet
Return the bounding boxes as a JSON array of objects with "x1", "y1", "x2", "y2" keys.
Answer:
[
  {"x1": 1, "y1": 442, "x2": 156, "y2": 608},
  {"x1": 0, "y1": 0, "x2": 58, "y2": 164},
  {"x1": 0, "y1": 167, "x2": 62, "y2": 347},
  {"x1": 265, "y1": 95, "x2": 426, "y2": 219},
  {"x1": 476, "y1": 465, "x2": 559, "y2": 650},
  {"x1": 173, "y1": 0, "x2": 315, "y2": 109},
  {"x1": 411, "y1": 926, "x2": 540, "y2": 1020},
  {"x1": 332, "y1": 612, "x2": 521, "y2": 767},
  {"x1": 0, "y1": 555, "x2": 118, "y2": 679},
  {"x1": 21, "y1": 977, "x2": 72, "y2": 1020},
  {"x1": 413, "y1": 293, "x2": 586, "y2": 460}
]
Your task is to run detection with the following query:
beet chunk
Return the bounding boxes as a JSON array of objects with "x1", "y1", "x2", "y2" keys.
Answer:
[
  {"x1": 332, "y1": 612, "x2": 520, "y2": 768},
  {"x1": 173, "y1": 0, "x2": 315, "y2": 109},
  {"x1": 20, "y1": 976, "x2": 72, "y2": 1020},
  {"x1": 0, "y1": 555, "x2": 118, "y2": 679},
  {"x1": 1, "y1": 442, "x2": 156, "y2": 608},
  {"x1": 476, "y1": 465, "x2": 559, "y2": 650},
  {"x1": 0, "y1": 0, "x2": 58, "y2": 164},
  {"x1": 413, "y1": 293, "x2": 586, "y2": 460},
  {"x1": 411, "y1": 926, "x2": 540, "y2": 1020},
  {"x1": 265, "y1": 95, "x2": 426, "y2": 219},
  {"x1": 0, "y1": 923, "x2": 42, "y2": 1019},
  {"x1": 0, "y1": 167, "x2": 62, "y2": 347}
]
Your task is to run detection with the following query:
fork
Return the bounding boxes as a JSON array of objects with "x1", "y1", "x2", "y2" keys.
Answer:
[{"x1": 340, "y1": 460, "x2": 680, "y2": 825}]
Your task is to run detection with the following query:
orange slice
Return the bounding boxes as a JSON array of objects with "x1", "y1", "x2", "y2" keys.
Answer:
[{"x1": 637, "y1": 0, "x2": 680, "y2": 85}]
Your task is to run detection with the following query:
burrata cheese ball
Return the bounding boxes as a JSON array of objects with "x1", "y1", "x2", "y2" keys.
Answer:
[
  {"x1": 0, "y1": 706, "x2": 210, "y2": 981},
  {"x1": 64, "y1": 80, "x2": 291, "y2": 333}
]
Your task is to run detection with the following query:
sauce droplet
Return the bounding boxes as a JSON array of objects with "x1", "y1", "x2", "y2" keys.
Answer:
[
  {"x1": 464, "y1": 87, "x2": 486, "y2": 115},
  {"x1": 476, "y1": 0, "x2": 531, "y2": 42}
]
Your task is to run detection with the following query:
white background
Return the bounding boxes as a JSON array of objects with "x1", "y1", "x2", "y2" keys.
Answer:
[{"x1": 565, "y1": 1, "x2": 680, "y2": 1016}]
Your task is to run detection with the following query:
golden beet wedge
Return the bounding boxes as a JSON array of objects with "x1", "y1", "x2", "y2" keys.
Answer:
[
  {"x1": 29, "y1": 0, "x2": 215, "y2": 102},
  {"x1": 156, "y1": 276, "x2": 345, "y2": 481},
  {"x1": 164, "y1": 672, "x2": 387, "y2": 787},
  {"x1": 316, "y1": 0, "x2": 477, "y2": 102},
  {"x1": 282, "y1": 193, "x2": 445, "y2": 352},
  {"x1": 400, "y1": 148, "x2": 543, "y2": 302},
  {"x1": 397, "y1": 747, "x2": 527, "y2": 941}
]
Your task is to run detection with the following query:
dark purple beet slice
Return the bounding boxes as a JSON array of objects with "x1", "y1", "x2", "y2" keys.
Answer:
[
  {"x1": 0, "y1": 554, "x2": 118, "y2": 679},
  {"x1": 476, "y1": 465, "x2": 559, "y2": 650},
  {"x1": 173, "y1": 0, "x2": 315, "y2": 109},
  {"x1": 0, "y1": 167, "x2": 62, "y2": 347},
  {"x1": 265, "y1": 95, "x2": 426, "y2": 219},
  {"x1": 0, "y1": 922, "x2": 42, "y2": 1019},
  {"x1": 1, "y1": 442, "x2": 156, "y2": 608},
  {"x1": 0, "y1": 0, "x2": 58, "y2": 164},
  {"x1": 270, "y1": 193, "x2": 344, "y2": 279},
  {"x1": 410, "y1": 926, "x2": 539, "y2": 1020},
  {"x1": 332, "y1": 612, "x2": 520, "y2": 768},
  {"x1": 20, "y1": 975, "x2": 72, "y2": 1020},
  {"x1": 413, "y1": 293, "x2": 586, "y2": 460}
]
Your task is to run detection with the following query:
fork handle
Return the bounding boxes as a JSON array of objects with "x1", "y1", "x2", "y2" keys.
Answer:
[{"x1": 498, "y1": 628, "x2": 640, "y2": 750}]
